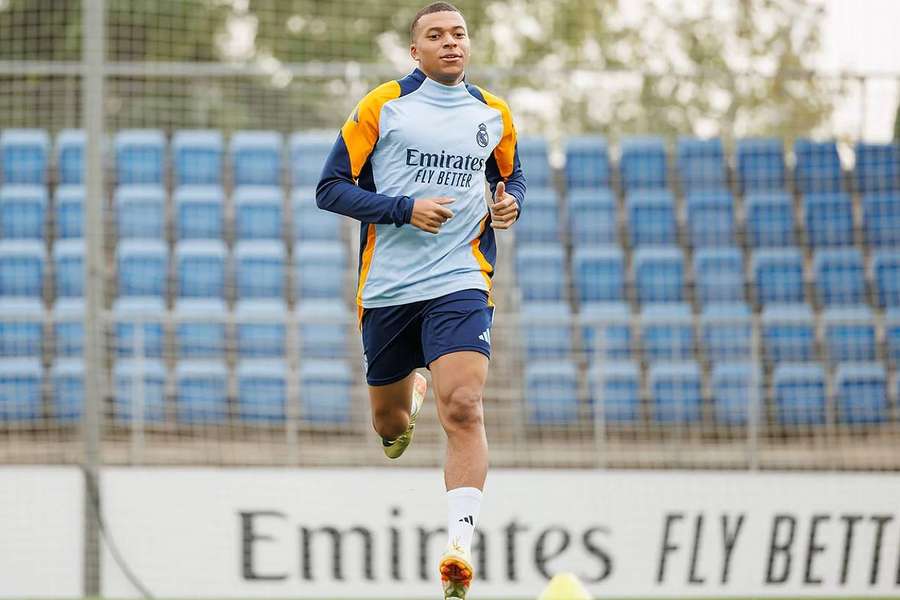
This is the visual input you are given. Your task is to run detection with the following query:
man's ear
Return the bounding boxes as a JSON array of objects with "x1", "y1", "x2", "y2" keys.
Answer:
[{"x1": 410, "y1": 43, "x2": 418, "y2": 61}]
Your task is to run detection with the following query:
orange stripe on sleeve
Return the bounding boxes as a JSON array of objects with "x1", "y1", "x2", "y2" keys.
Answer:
[
  {"x1": 475, "y1": 86, "x2": 517, "y2": 178},
  {"x1": 340, "y1": 81, "x2": 402, "y2": 179},
  {"x1": 470, "y1": 215, "x2": 495, "y2": 307}
]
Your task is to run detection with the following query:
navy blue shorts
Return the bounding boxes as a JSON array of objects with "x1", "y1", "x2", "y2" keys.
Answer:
[{"x1": 361, "y1": 289, "x2": 493, "y2": 386}]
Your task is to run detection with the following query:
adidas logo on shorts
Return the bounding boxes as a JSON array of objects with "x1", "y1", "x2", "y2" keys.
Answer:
[{"x1": 478, "y1": 329, "x2": 491, "y2": 344}]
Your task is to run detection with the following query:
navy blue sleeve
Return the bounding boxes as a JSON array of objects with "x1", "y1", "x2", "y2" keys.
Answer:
[{"x1": 486, "y1": 144, "x2": 527, "y2": 218}]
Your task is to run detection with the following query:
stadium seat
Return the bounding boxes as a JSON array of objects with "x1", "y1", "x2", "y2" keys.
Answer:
[
  {"x1": 116, "y1": 240, "x2": 167, "y2": 299},
  {"x1": 290, "y1": 132, "x2": 333, "y2": 187},
  {"x1": 294, "y1": 240, "x2": 346, "y2": 300},
  {"x1": 175, "y1": 361, "x2": 228, "y2": 424},
  {"x1": 633, "y1": 247, "x2": 685, "y2": 305},
  {"x1": 0, "y1": 299, "x2": 43, "y2": 358},
  {"x1": 854, "y1": 142, "x2": 899, "y2": 193},
  {"x1": 0, "y1": 185, "x2": 46, "y2": 239},
  {"x1": 572, "y1": 245, "x2": 624, "y2": 304},
  {"x1": 520, "y1": 301, "x2": 572, "y2": 360},
  {"x1": 524, "y1": 360, "x2": 579, "y2": 425},
  {"x1": 56, "y1": 130, "x2": 84, "y2": 185},
  {"x1": 862, "y1": 192, "x2": 900, "y2": 249},
  {"x1": 299, "y1": 360, "x2": 352, "y2": 424},
  {"x1": 518, "y1": 135, "x2": 553, "y2": 189},
  {"x1": 113, "y1": 359, "x2": 167, "y2": 424},
  {"x1": 53, "y1": 240, "x2": 84, "y2": 298},
  {"x1": 803, "y1": 192, "x2": 854, "y2": 248},
  {"x1": 296, "y1": 299, "x2": 350, "y2": 359},
  {"x1": 685, "y1": 189, "x2": 735, "y2": 248},
  {"x1": 51, "y1": 359, "x2": 84, "y2": 423},
  {"x1": 515, "y1": 243, "x2": 565, "y2": 302},
  {"x1": 174, "y1": 185, "x2": 224, "y2": 240},
  {"x1": 52, "y1": 299, "x2": 84, "y2": 357},
  {"x1": 234, "y1": 240, "x2": 286, "y2": 304},
  {"x1": 620, "y1": 136, "x2": 668, "y2": 192},
  {"x1": 237, "y1": 360, "x2": 287, "y2": 423},
  {"x1": 887, "y1": 309, "x2": 900, "y2": 367},
  {"x1": 648, "y1": 361, "x2": 702, "y2": 424},
  {"x1": 235, "y1": 300, "x2": 286, "y2": 358},
  {"x1": 115, "y1": 130, "x2": 165, "y2": 185},
  {"x1": 0, "y1": 358, "x2": 42, "y2": 420},
  {"x1": 293, "y1": 186, "x2": 341, "y2": 242},
  {"x1": 693, "y1": 247, "x2": 745, "y2": 306},
  {"x1": 794, "y1": 139, "x2": 843, "y2": 194},
  {"x1": 872, "y1": 251, "x2": 900, "y2": 308},
  {"x1": 641, "y1": 304, "x2": 694, "y2": 361},
  {"x1": 589, "y1": 360, "x2": 640, "y2": 424},
  {"x1": 113, "y1": 297, "x2": 165, "y2": 359},
  {"x1": 677, "y1": 137, "x2": 726, "y2": 192},
  {"x1": 752, "y1": 248, "x2": 805, "y2": 306},
  {"x1": 175, "y1": 240, "x2": 227, "y2": 302},
  {"x1": 700, "y1": 303, "x2": 752, "y2": 360},
  {"x1": 773, "y1": 363, "x2": 827, "y2": 425},
  {"x1": 834, "y1": 363, "x2": 887, "y2": 424},
  {"x1": 234, "y1": 185, "x2": 284, "y2": 240},
  {"x1": 173, "y1": 299, "x2": 227, "y2": 359},
  {"x1": 115, "y1": 185, "x2": 165, "y2": 240},
  {"x1": 745, "y1": 192, "x2": 795, "y2": 247},
  {"x1": 736, "y1": 138, "x2": 785, "y2": 192},
  {"x1": 515, "y1": 188, "x2": 559, "y2": 245},
  {"x1": 626, "y1": 189, "x2": 676, "y2": 247},
  {"x1": 813, "y1": 249, "x2": 866, "y2": 307},
  {"x1": 172, "y1": 130, "x2": 223, "y2": 186},
  {"x1": 762, "y1": 305, "x2": 816, "y2": 364},
  {"x1": 564, "y1": 136, "x2": 610, "y2": 190},
  {"x1": 55, "y1": 185, "x2": 84, "y2": 239},
  {"x1": 568, "y1": 189, "x2": 617, "y2": 247},
  {"x1": 0, "y1": 129, "x2": 49, "y2": 184},
  {"x1": 711, "y1": 362, "x2": 760, "y2": 426},
  {"x1": 0, "y1": 240, "x2": 45, "y2": 298},
  {"x1": 230, "y1": 130, "x2": 283, "y2": 187},
  {"x1": 823, "y1": 307, "x2": 876, "y2": 363},
  {"x1": 578, "y1": 302, "x2": 633, "y2": 360}
]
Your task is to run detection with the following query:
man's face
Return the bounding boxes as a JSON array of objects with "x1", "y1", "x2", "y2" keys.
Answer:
[{"x1": 410, "y1": 11, "x2": 470, "y2": 85}]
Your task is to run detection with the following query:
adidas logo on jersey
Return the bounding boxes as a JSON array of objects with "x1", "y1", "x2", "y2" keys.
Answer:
[{"x1": 478, "y1": 329, "x2": 491, "y2": 344}]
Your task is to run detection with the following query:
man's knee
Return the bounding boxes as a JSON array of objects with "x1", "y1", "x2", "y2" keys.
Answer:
[
  {"x1": 441, "y1": 385, "x2": 484, "y2": 431},
  {"x1": 372, "y1": 405, "x2": 408, "y2": 440}
]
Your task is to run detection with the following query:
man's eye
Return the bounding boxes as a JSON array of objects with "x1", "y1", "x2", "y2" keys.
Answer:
[
  {"x1": 455, "y1": 33, "x2": 466, "y2": 38},
  {"x1": 428, "y1": 35, "x2": 439, "y2": 40}
]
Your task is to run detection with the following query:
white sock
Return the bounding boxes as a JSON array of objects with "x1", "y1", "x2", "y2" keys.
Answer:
[{"x1": 446, "y1": 486, "x2": 482, "y2": 553}]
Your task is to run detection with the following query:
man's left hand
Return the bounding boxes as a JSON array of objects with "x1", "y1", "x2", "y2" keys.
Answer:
[{"x1": 490, "y1": 181, "x2": 518, "y2": 229}]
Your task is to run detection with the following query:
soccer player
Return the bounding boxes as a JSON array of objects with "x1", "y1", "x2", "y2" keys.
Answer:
[{"x1": 316, "y1": 2, "x2": 526, "y2": 598}]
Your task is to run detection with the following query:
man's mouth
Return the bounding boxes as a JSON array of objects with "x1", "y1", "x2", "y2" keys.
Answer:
[{"x1": 440, "y1": 54, "x2": 462, "y2": 62}]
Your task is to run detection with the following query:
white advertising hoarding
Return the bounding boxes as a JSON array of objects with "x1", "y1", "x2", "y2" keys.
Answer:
[{"x1": 101, "y1": 468, "x2": 900, "y2": 598}]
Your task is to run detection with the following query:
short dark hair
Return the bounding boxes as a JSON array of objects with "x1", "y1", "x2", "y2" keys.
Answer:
[{"x1": 410, "y1": 2, "x2": 464, "y2": 41}]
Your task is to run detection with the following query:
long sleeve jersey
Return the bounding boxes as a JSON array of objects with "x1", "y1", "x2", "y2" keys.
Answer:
[{"x1": 316, "y1": 68, "x2": 526, "y2": 311}]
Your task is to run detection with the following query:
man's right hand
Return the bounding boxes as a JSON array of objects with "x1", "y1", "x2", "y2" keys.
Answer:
[{"x1": 410, "y1": 197, "x2": 455, "y2": 234}]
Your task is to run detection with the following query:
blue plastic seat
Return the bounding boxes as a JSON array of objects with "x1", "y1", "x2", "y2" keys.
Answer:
[
  {"x1": 235, "y1": 300, "x2": 286, "y2": 358},
  {"x1": 685, "y1": 189, "x2": 735, "y2": 248},
  {"x1": 518, "y1": 136, "x2": 552, "y2": 189},
  {"x1": 524, "y1": 360, "x2": 579, "y2": 425},
  {"x1": 174, "y1": 185, "x2": 224, "y2": 240},
  {"x1": 700, "y1": 303, "x2": 752, "y2": 360},
  {"x1": 773, "y1": 363, "x2": 826, "y2": 425},
  {"x1": 55, "y1": 185, "x2": 84, "y2": 239},
  {"x1": 53, "y1": 240, "x2": 84, "y2": 299},
  {"x1": 53, "y1": 299, "x2": 84, "y2": 357},
  {"x1": 578, "y1": 302, "x2": 632, "y2": 360},
  {"x1": 115, "y1": 130, "x2": 165, "y2": 185},
  {"x1": 115, "y1": 185, "x2": 165, "y2": 239},
  {"x1": 745, "y1": 192, "x2": 795, "y2": 247},
  {"x1": 640, "y1": 304, "x2": 694, "y2": 361},
  {"x1": 887, "y1": 309, "x2": 900, "y2": 367},
  {"x1": 234, "y1": 186, "x2": 284, "y2": 240},
  {"x1": 51, "y1": 359, "x2": 84, "y2": 423},
  {"x1": 1, "y1": 129, "x2": 49, "y2": 184},
  {"x1": 572, "y1": 246, "x2": 624, "y2": 304},
  {"x1": 648, "y1": 361, "x2": 702, "y2": 424},
  {"x1": 174, "y1": 299, "x2": 227, "y2": 359},
  {"x1": 290, "y1": 133, "x2": 333, "y2": 187},
  {"x1": 175, "y1": 361, "x2": 228, "y2": 424},
  {"x1": 296, "y1": 299, "x2": 350, "y2": 359},
  {"x1": 736, "y1": 138, "x2": 785, "y2": 192},
  {"x1": 863, "y1": 192, "x2": 900, "y2": 249},
  {"x1": 515, "y1": 243, "x2": 565, "y2": 302},
  {"x1": 294, "y1": 240, "x2": 346, "y2": 300},
  {"x1": 803, "y1": 192, "x2": 854, "y2": 248},
  {"x1": 237, "y1": 360, "x2": 287, "y2": 423},
  {"x1": 234, "y1": 240, "x2": 286, "y2": 303},
  {"x1": 0, "y1": 240, "x2": 45, "y2": 298},
  {"x1": 589, "y1": 360, "x2": 640, "y2": 424},
  {"x1": 834, "y1": 363, "x2": 887, "y2": 424},
  {"x1": 299, "y1": 360, "x2": 352, "y2": 424},
  {"x1": 175, "y1": 240, "x2": 226, "y2": 301},
  {"x1": 564, "y1": 136, "x2": 609, "y2": 190},
  {"x1": 854, "y1": 142, "x2": 899, "y2": 193},
  {"x1": 677, "y1": 137, "x2": 726, "y2": 192},
  {"x1": 172, "y1": 130, "x2": 223, "y2": 186},
  {"x1": 794, "y1": 139, "x2": 843, "y2": 194},
  {"x1": 626, "y1": 189, "x2": 676, "y2": 247},
  {"x1": 752, "y1": 248, "x2": 805, "y2": 306},
  {"x1": 0, "y1": 185, "x2": 46, "y2": 239},
  {"x1": 568, "y1": 189, "x2": 616, "y2": 247},
  {"x1": 762, "y1": 305, "x2": 816, "y2": 364},
  {"x1": 293, "y1": 186, "x2": 341, "y2": 242},
  {"x1": 813, "y1": 249, "x2": 865, "y2": 307},
  {"x1": 620, "y1": 136, "x2": 668, "y2": 192},
  {"x1": 520, "y1": 301, "x2": 572, "y2": 360},
  {"x1": 116, "y1": 240, "x2": 167, "y2": 299},
  {"x1": 872, "y1": 251, "x2": 900, "y2": 308},
  {"x1": 633, "y1": 247, "x2": 685, "y2": 305},
  {"x1": 0, "y1": 358, "x2": 42, "y2": 420},
  {"x1": 113, "y1": 359, "x2": 166, "y2": 424},
  {"x1": 231, "y1": 131, "x2": 283, "y2": 187},
  {"x1": 0, "y1": 299, "x2": 43, "y2": 357},
  {"x1": 711, "y1": 362, "x2": 760, "y2": 425},
  {"x1": 694, "y1": 247, "x2": 745, "y2": 306},
  {"x1": 823, "y1": 307, "x2": 876, "y2": 363},
  {"x1": 113, "y1": 297, "x2": 165, "y2": 359},
  {"x1": 515, "y1": 188, "x2": 559, "y2": 244},
  {"x1": 57, "y1": 130, "x2": 84, "y2": 185}
]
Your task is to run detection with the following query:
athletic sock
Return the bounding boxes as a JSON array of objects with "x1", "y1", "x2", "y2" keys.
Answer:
[{"x1": 446, "y1": 486, "x2": 482, "y2": 553}]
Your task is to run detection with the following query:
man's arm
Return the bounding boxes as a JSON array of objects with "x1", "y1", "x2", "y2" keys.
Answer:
[{"x1": 476, "y1": 87, "x2": 526, "y2": 225}]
